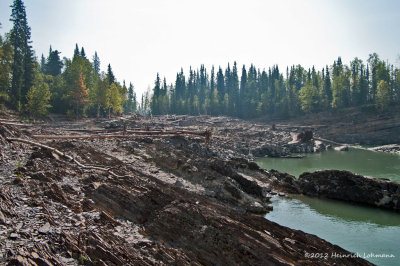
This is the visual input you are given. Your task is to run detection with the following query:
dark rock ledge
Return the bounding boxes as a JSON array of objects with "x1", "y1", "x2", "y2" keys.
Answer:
[{"x1": 293, "y1": 170, "x2": 400, "y2": 211}]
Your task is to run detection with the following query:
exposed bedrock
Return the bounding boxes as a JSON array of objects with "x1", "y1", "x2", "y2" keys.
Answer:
[{"x1": 298, "y1": 170, "x2": 400, "y2": 211}]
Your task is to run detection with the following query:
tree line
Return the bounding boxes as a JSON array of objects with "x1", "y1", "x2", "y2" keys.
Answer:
[
  {"x1": 0, "y1": 0, "x2": 137, "y2": 118},
  {"x1": 149, "y1": 56, "x2": 400, "y2": 118}
]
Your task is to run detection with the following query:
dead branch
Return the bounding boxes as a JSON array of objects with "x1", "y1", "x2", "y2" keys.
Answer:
[
  {"x1": 6, "y1": 137, "x2": 127, "y2": 178},
  {"x1": 31, "y1": 132, "x2": 209, "y2": 139},
  {"x1": 0, "y1": 121, "x2": 31, "y2": 127}
]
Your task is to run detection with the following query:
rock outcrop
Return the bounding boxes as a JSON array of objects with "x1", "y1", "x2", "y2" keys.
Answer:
[
  {"x1": 369, "y1": 144, "x2": 400, "y2": 155},
  {"x1": 298, "y1": 170, "x2": 400, "y2": 211},
  {"x1": 0, "y1": 112, "x2": 373, "y2": 265}
]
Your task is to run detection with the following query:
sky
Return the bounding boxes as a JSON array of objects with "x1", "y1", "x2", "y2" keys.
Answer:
[{"x1": 1, "y1": 0, "x2": 399, "y2": 97}]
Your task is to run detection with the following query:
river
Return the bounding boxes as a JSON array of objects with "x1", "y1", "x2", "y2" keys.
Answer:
[{"x1": 256, "y1": 149, "x2": 400, "y2": 266}]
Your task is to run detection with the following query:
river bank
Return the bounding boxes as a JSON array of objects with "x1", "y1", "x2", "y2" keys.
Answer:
[{"x1": 0, "y1": 111, "x2": 373, "y2": 265}]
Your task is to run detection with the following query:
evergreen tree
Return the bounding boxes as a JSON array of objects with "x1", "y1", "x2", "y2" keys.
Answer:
[
  {"x1": 216, "y1": 67, "x2": 225, "y2": 112},
  {"x1": 10, "y1": 0, "x2": 35, "y2": 110},
  {"x1": 80, "y1": 47, "x2": 87, "y2": 60},
  {"x1": 45, "y1": 47, "x2": 63, "y2": 76},
  {"x1": 74, "y1": 43, "x2": 80, "y2": 57},
  {"x1": 107, "y1": 64, "x2": 115, "y2": 85},
  {"x1": 40, "y1": 54, "x2": 46, "y2": 73},
  {"x1": 239, "y1": 65, "x2": 247, "y2": 117},
  {"x1": 151, "y1": 73, "x2": 161, "y2": 115},
  {"x1": 92, "y1": 51, "x2": 100, "y2": 76},
  {"x1": 323, "y1": 66, "x2": 332, "y2": 105},
  {"x1": 125, "y1": 82, "x2": 136, "y2": 113},
  {"x1": 231, "y1": 62, "x2": 239, "y2": 116}
]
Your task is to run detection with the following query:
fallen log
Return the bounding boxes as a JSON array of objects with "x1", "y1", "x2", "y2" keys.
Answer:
[
  {"x1": 6, "y1": 137, "x2": 127, "y2": 178},
  {"x1": 313, "y1": 137, "x2": 347, "y2": 146},
  {"x1": 31, "y1": 134, "x2": 199, "y2": 139},
  {"x1": 0, "y1": 121, "x2": 31, "y2": 127}
]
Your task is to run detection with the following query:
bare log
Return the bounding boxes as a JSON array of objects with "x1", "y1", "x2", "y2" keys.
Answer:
[
  {"x1": 0, "y1": 121, "x2": 31, "y2": 127},
  {"x1": 313, "y1": 137, "x2": 347, "y2": 146},
  {"x1": 31, "y1": 131, "x2": 210, "y2": 140},
  {"x1": 6, "y1": 137, "x2": 126, "y2": 177}
]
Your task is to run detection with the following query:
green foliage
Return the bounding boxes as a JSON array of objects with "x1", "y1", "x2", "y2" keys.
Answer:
[
  {"x1": 0, "y1": 31, "x2": 13, "y2": 106},
  {"x1": 299, "y1": 81, "x2": 319, "y2": 113},
  {"x1": 25, "y1": 73, "x2": 51, "y2": 117},
  {"x1": 376, "y1": 80, "x2": 390, "y2": 111},
  {"x1": 10, "y1": 0, "x2": 35, "y2": 110},
  {"x1": 148, "y1": 54, "x2": 400, "y2": 118},
  {"x1": 1, "y1": 3, "x2": 132, "y2": 117},
  {"x1": 43, "y1": 46, "x2": 63, "y2": 76},
  {"x1": 107, "y1": 83, "x2": 123, "y2": 115}
]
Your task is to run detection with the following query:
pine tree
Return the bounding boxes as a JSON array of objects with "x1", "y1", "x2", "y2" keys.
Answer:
[
  {"x1": 92, "y1": 51, "x2": 100, "y2": 76},
  {"x1": 45, "y1": 46, "x2": 63, "y2": 76},
  {"x1": 40, "y1": 54, "x2": 46, "y2": 73},
  {"x1": 10, "y1": 0, "x2": 35, "y2": 110},
  {"x1": 151, "y1": 73, "x2": 161, "y2": 115},
  {"x1": 239, "y1": 65, "x2": 247, "y2": 117},
  {"x1": 125, "y1": 82, "x2": 136, "y2": 114},
  {"x1": 80, "y1": 47, "x2": 87, "y2": 60},
  {"x1": 107, "y1": 64, "x2": 115, "y2": 85},
  {"x1": 231, "y1": 62, "x2": 239, "y2": 116},
  {"x1": 323, "y1": 66, "x2": 332, "y2": 105},
  {"x1": 74, "y1": 44, "x2": 80, "y2": 57},
  {"x1": 216, "y1": 67, "x2": 225, "y2": 112}
]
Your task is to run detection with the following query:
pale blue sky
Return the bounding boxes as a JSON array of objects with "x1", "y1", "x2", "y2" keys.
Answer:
[{"x1": 1, "y1": 0, "x2": 399, "y2": 96}]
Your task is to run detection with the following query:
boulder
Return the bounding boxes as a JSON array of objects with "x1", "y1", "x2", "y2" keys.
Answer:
[
  {"x1": 298, "y1": 170, "x2": 400, "y2": 211},
  {"x1": 334, "y1": 145, "x2": 349, "y2": 151}
]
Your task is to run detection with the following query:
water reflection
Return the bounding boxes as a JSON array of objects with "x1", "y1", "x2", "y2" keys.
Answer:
[
  {"x1": 256, "y1": 149, "x2": 400, "y2": 183},
  {"x1": 293, "y1": 195, "x2": 400, "y2": 226},
  {"x1": 265, "y1": 196, "x2": 400, "y2": 266}
]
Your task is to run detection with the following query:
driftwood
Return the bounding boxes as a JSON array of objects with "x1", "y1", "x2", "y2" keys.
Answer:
[
  {"x1": 0, "y1": 121, "x2": 30, "y2": 127},
  {"x1": 6, "y1": 137, "x2": 127, "y2": 178},
  {"x1": 31, "y1": 129, "x2": 212, "y2": 143},
  {"x1": 313, "y1": 137, "x2": 347, "y2": 146},
  {"x1": 32, "y1": 134, "x2": 199, "y2": 139}
]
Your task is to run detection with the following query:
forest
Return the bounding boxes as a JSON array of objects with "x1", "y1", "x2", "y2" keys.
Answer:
[
  {"x1": 1, "y1": 0, "x2": 399, "y2": 120},
  {"x1": 148, "y1": 56, "x2": 400, "y2": 119},
  {"x1": 0, "y1": 0, "x2": 137, "y2": 118}
]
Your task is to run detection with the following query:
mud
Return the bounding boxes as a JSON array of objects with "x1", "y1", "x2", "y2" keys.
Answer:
[{"x1": 0, "y1": 112, "x2": 371, "y2": 265}]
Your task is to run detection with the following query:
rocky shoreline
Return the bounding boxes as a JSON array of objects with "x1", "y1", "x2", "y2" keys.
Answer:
[
  {"x1": 368, "y1": 144, "x2": 400, "y2": 155},
  {"x1": 0, "y1": 112, "x2": 383, "y2": 265},
  {"x1": 297, "y1": 170, "x2": 400, "y2": 211}
]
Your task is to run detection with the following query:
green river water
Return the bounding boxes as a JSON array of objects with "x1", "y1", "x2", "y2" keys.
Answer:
[{"x1": 256, "y1": 149, "x2": 400, "y2": 266}]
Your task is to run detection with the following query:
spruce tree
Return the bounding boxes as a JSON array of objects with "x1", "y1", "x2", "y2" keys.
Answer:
[
  {"x1": 10, "y1": 0, "x2": 34, "y2": 110},
  {"x1": 231, "y1": 62, "x2": 239, "y2": 116},
  {"x1": 239, "y1": 65, "x2": 247, "y2": 117},
  {"x1": 40, "y1": 54, "x2": 46, "y2": 73},
  {"x1": 74, "y1": 44, "x2": 80, "y2": 57},
  {"x1": 151, "y1": 73, "x2": 161, "y2": 115},
  {"x1": 107, "y1": 64, "x2": 115, "y2": 85},
  {"x1": 80, "y1": 47, "x2": 87, "y2": 60},
  {"x1": 92, "y1": 51, "x2": 100, "y2": 76},
  {"x1": 324, "y1": 66, "x2": 332, "y2": 105},
  {"x1": 45, "y1": 47, "x2": 63, "y2": 76}
]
